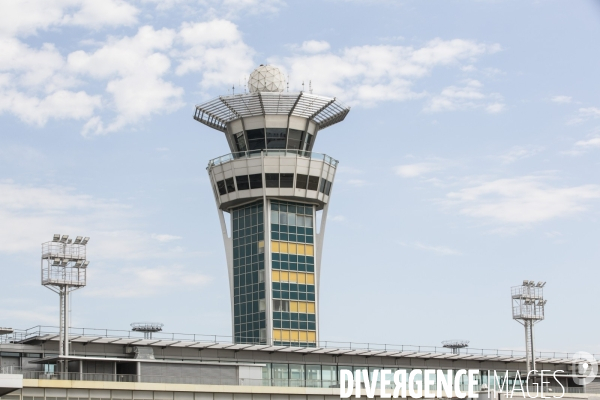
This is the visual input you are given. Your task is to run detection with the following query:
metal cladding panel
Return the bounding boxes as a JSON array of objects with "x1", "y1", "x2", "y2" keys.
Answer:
[
  {"x1": 140, "y1": 363, "x2": 165, "y2": 376},
  {"x1": 265, "y1": 114, "x2": 288, "y2": 128},
  {"x1": 230, "y1": 120, "x2": 243, "y2": 133},
  {"x1": 244, "y1": 116, "x2": 263, "y2": 130}
]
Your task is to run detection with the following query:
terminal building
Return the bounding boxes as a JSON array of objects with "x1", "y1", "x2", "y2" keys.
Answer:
[{"x1": 1, "y1": 66, "x2": 599, "y2": 400}]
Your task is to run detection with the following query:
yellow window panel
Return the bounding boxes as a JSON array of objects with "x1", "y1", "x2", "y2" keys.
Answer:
[
  {"x1": 305, "y1": 244, "x2": 314, "y2": 256},
  {"x1": 306, "y1": 273, "x2": 315, "y2": 285},
  {"x1": 272, "y1": 270, "x2": 280, "y2": 282},
  {"x1": 298, "y1": 302, "x2": 307, "y2": 313},
  {"x1": 258, "y1": 240, "x2": 264, "y2": 249},
  {"x1": 288, "y1": 243, "x2": 297, "y2": 254},
  {"x1": 297, "y1": 244, "x2": 305, "y2": 255},
  {"x1": 280, "y1": 271, "x2": 289, "y2": 282},
  {"x1": 299, "y1": 331, "x2": 307, "y2": 341},
  {"x1": 271, "y1": 241, "x2": 280, "y2": 253},
  {"x1": 289, "y1": 272, "x2": 297, "y2": 282},
  {"x1": 297, "y1": 272, "x2": 306, "y2": 284},
  {"x1": 273, "y1": 329, "x2": 281, "y2": 340},
  {"x1": 282, "y1": 330, "x2": 290, "y2": 340},
  {"x1": 290, "y1": 330, "x2": 299, "y2": 341},
  {"x1": 307, "y1": 302, "x2": 315, "y2": 313},
  {"x1": 280, "y1": 242, "x2": 288, "y2": 253},
  {"x1": 307, "y1": 331, "x2": 316, "y2": 342},
  {"x1": 290, "y1": 301, "x2": 298, "y2": 312}
]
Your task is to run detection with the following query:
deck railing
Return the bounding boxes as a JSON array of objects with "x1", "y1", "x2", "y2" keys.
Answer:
[{"x1": 207, "y1": 150, "x2": 338, "y2": 169}]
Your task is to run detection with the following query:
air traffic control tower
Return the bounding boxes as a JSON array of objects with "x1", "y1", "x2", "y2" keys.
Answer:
[{"x1": 194, "y1": 65, "x2": 350, "y2": 347}]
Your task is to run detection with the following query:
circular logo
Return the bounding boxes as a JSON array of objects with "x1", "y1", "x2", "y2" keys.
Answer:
[{"x1": 571, "y1": 351, "x2": 598, "y2": 386}]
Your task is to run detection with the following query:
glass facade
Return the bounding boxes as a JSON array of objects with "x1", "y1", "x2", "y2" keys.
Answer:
[
  {"x1": 232, "y1": 201, "x2": 266, "y2": 344},
  {"x1": 231, "y1": 128, "x2": 314, "y2": 153},
  {"x1": 270, "y1": 200, "x2": 317, "y2": 347}
]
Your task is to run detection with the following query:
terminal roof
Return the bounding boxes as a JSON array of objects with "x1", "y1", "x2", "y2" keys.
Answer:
[
  {"x1": 194, "y1": 92, "x2": 350, "y2": 132},
  {"x1": 21, "y1": 333, "x2": 576, "y2": 365}
]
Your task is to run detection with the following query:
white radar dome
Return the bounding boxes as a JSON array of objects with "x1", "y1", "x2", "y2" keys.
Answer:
[{"x1": 248, "y1": 65, "x2": 286, "y2": 93}]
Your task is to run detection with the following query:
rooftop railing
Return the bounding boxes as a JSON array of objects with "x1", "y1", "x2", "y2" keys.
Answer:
[
  {"x1": 207, "y1": 150, "x2": 338, "y2": 169},
  {"x1": 1, "y1": 326, "x2": 597, "y2": 362}
]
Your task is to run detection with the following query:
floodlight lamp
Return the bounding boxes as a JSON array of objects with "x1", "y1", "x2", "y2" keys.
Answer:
[
  {"x1": 60, "y1": 235, "x2": 69, "y2": 243},
  {"x1": 540, "y1": 281, "x2": 546, "y2": 287},
  {"x1": 53, "y1": 258, "x2": 61, "y2": 265},
  {"x1": 522, "y1": 280, "x2": 528, "y2": 286},
  {"x1": 81, "y1": 237, "x2": 89, "y2": 245},
  {"x1": 74, "y1": 236, "x2": 83, "y2": 244},
  {"x1": 529, "y1": 280, "x2": 535, "y2": 286},
  {"x1": 82, "y1": 260, "x2": 90, "y2": 267},
  {"x1": 67, "y1": 239, "x2": 73, "y2": 244},
  {"x1": 53, "y1": 234, "x2": 60, "y2": 242}
]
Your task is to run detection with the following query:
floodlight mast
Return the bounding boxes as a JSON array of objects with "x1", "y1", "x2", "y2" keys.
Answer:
[
  {"x1": 511, "y1": 280, "x2": 547, "y2": 375},
  {"x1": 442, "y1": 339, "x2": 470, "y2": 355},
  {"x1": 41, "y1": 234, "x2": 90, "y2": 373}
]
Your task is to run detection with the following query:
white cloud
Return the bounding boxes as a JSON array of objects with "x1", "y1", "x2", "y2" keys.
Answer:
[
  {"x1": 425, "y1": 79, "x2": 504, "y2": 113},
  {"x1": 69, "y1": 26, "x2": 184, "y2": 135},
  {"x1": 347, "y1": 179, "x2": 367, "y2": 187},
  {"x1": 152, "y1": 234, "x2": 182, "y2": 242},
  {"x1": 141, "y1": 0, "x2": 284, "y2": 16},
  {"x1": 1, "y1": 17, "x2": 255, "y2": 134},
  {"x1": 575, "y1": 137, "x2": 600, "y2": 149},
  {"x1": 0, "y1": 0, "x2": 138, "y2": 37},
  {"x1": 299, "y1": 40, "x2": 331, "y2": 54},
  {"x1": 569, "y1": 107, "x2": 600, "y2": 124},
  {"x1": 497, "y1": 145, "x2": 544, "y2": 164},
  {"x1": 400, "y1": 241, "x2": 461, "y2": 256},
  {"x1": 550, "y1": 95, "x2": 572, "y2": 104},
  {"x1": 562, "y1": 135, "x2": 600, "y2": 156},
  {"x1": 175, "y1": 20, "x2": 255, "y2": 89},
  {"x1": 394, "y1": 162, "x2": 442, "y2": 178},
  {"x1": 86, "y1": 264, "x2": 211, "y2": 298},
  {"x1": 277, "y1": 38, "x2": 500, "y2": 106},
  {"x1": 0, "y1": 38, "x2": 102, "y2": 125},
  {"x1": 445, "y1": 176, "x2": 600, "y2": 225}
]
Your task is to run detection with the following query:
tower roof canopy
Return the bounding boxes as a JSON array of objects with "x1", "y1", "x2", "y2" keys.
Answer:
[{"x1": 194, "y1": 92, "x2": 350, "y2": 133}]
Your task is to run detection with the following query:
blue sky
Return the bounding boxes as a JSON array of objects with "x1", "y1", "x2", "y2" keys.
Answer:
[{"x1": 1, "y1": 0, "x2": 599, "y2": 354}]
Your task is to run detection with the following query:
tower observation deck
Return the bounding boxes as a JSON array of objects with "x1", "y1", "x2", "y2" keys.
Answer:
[{"x1": 194, "y1": 65, "x2": 350, "y2": 347}]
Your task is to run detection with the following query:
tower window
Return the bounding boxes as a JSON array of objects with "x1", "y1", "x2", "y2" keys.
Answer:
[
  {"x1": 216, "y1": 180, "x2": 227, "y2": 195},
  {"x1": 280, "y1": 173, "x2": 294, "y2": 188},
  {"x1": 324, "y1": 180, "x2": 332, "y2": 195},
  {"x1": 236, "y1": 175, "x2": 250, "y2": 190},
  {"x1": 296, "y1": 174, "x2": 308, "y2": 189},
  {"x1": 307, "y1": 176, "x2": 319, "y2": 191},
  {"x1": 233, "y1": 131, "x2": 247, "y2": 152},
  {"x1": 249, "y1": 174, "x2": 263, "y2": 189},
  {"x1": 287, "y1": 129, "x2": 304, "y2": 150},
  {"x1": 265, "y1": 173, "x2": 279, "y2": 188},
  {"x1": 246, "y1": 128, "x2": 265, "y2": 151},
  {"x1": 266, "y1": 128, "x2": 287, "y2": 149},
  {"x1": 225, "y1": 177, "x2": 235, "y2": 193},
  {"x1": 273, "y1": 299, "x2": 290, "y2": 312}
]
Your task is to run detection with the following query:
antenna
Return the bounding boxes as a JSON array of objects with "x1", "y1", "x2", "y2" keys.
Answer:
[
  {"x1": 41, "y1": 234, "x2": 90, "y2": 373},
  {"x1": 287, "y1": 75, "x2": 289, "y2": 92},
  {"x1": 511, "y1": 280, "x2": 547, "y2": 374},
  {"x1": 131, "y1": 322, "x2": 164, "y2": 339},
  {"x1": 232, "y1": 84, "x2": 235, "y2": 95},
  {"x1": 442, "y1": 340, "x2": 469, "y2": 355},
  {"x1": 302, "y1": 81, "x2": 305, "y2": 92},
  {"x1": 309, "y1": 80, "x2": 313, "y2": 94}
]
